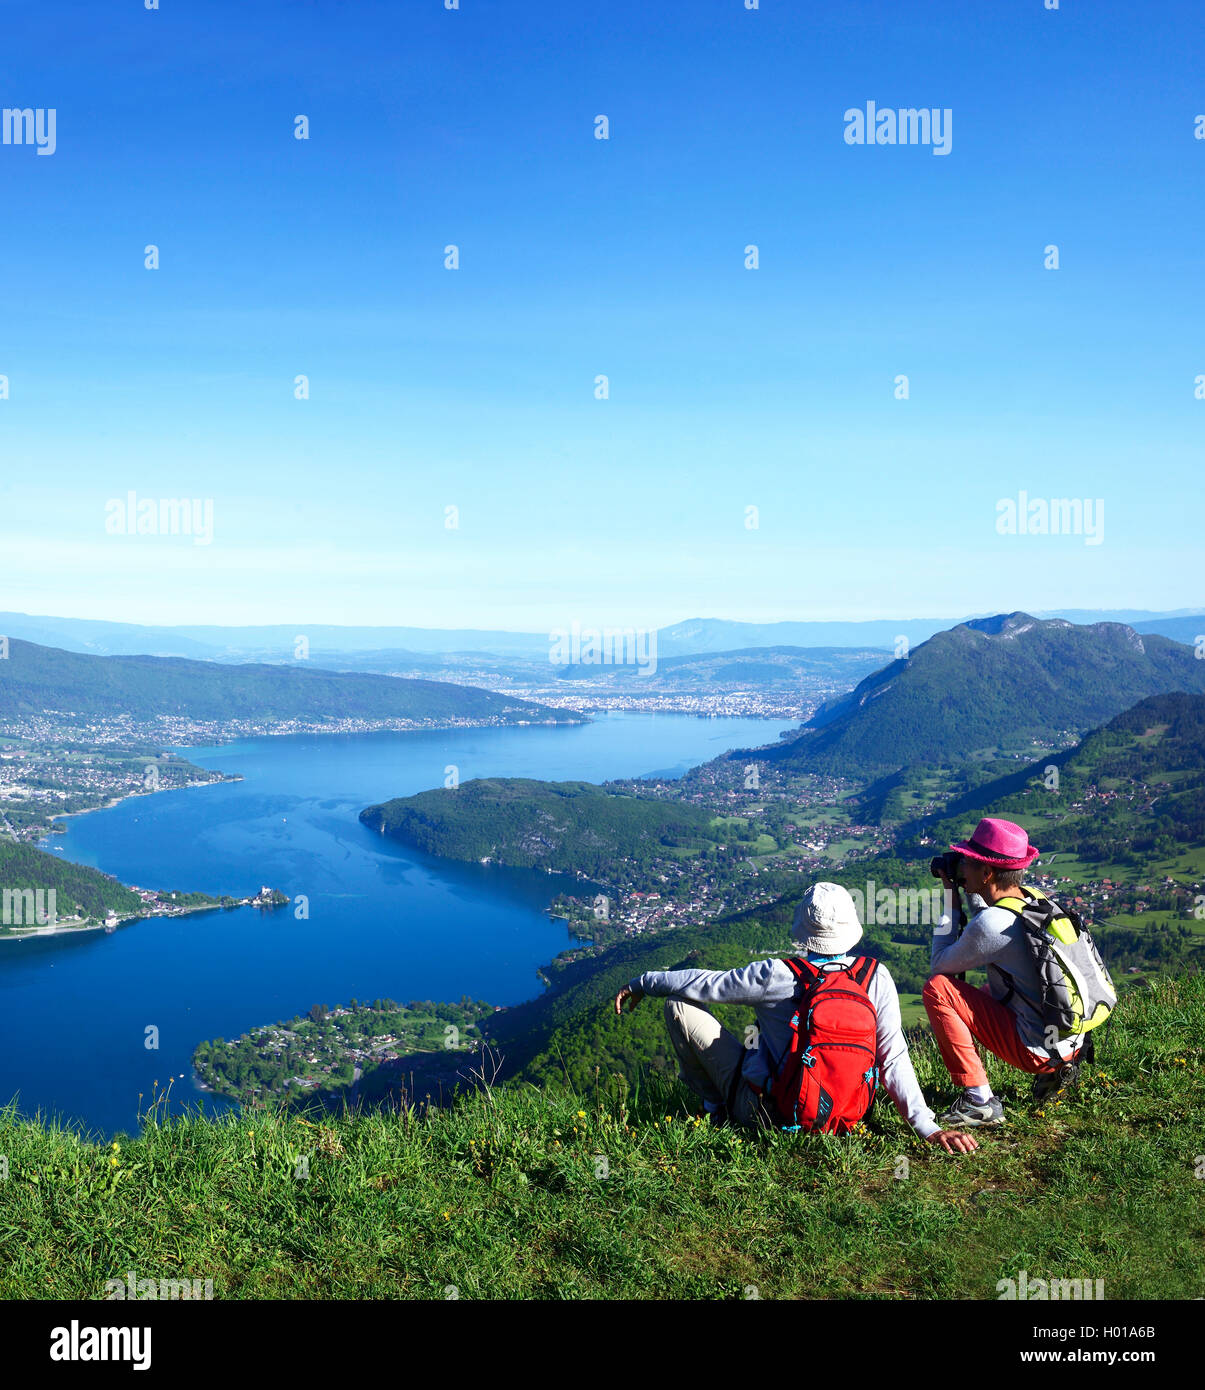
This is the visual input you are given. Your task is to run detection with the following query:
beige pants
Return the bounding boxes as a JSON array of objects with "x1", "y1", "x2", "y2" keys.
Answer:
[{"x1": 663, "y1": 999, "x2": 777, "y2": 1129}]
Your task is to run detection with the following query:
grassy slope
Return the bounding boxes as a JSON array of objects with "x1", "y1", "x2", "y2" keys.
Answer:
[{"x1": 2, "y1": 974, "x2": 1201, "y2": 1300}]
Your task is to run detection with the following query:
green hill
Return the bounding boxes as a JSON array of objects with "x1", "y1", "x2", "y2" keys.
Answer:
[
  {"x1": 920, "y1": 691, "x2": 1205, "y2": 859},
  {"x1": 2, "y1": 973, "x2": 1200, "y2": 1298},
  {"x1": 766, "y1": 614, "x2": 1205, "y2": 777},
  {"x1": 0, "y1": 840, "x2": 142, "y2": 927},
  {"x1": 551, "y1": 644, "x2": 888, "y2": 689},
  {"x1": 0, "y1": 639, "x2": 571, "y2": 727},
  {"x1": 479, "y1": 698, "x2": 1205, "y2": 1095},
  {"x1": 360, "y1": 778, "x2": 728, "y2": 876}
]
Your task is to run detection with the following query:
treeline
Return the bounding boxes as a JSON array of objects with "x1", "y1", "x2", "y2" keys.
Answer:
[
  {"x1": 0, "y1": 840, "x2": 142, "y2": 921},
  {"x1": 361, "y1": 778, "x2": 743, "y2": 877},
  {"x1": 0, "y1": 638, "x2": 564, "y2": 725},
  {"x1": 917, "y1": 692, "x2": 1205, "y2": 840},
  {"x1": 194, "y1": 996, "x2": 492, "y2": 1104}
]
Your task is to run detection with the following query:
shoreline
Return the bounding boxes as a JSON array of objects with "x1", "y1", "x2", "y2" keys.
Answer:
[
  {"x1": 0, "y1": 919, "x2": 112, "y2": 943},
  {"x1": 10, "y1": 711, "x2": 593, "y2": 848},
  {"x1": 42, "y1": 775, "x2": 240, "y2": 838},
  {"x1": 0, "y1": 899, "x2": 239, "y2": 945}
]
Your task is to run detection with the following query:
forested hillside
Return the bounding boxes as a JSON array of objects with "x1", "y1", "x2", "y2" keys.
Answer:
[
  {"x1": 0, "y1": 639, "x2": 569, "y2": 725},
  {"x1": 0, "y1": 840, "x2": 142, "y2": 924},
  {"x1": 361, "y1": 778, "x2": 733, "y2": 877},
  {"x1": 919, "y1": 691, "x2": 1205, "y2": 868},
  {"x1": 766, "y1": 614, "x2": 1205, "y2": 776}
]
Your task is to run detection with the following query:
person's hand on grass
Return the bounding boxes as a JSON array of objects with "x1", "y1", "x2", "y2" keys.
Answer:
[
  {"x1": 614, "y1": 985, "x2": 644, "y2": 1015},
  {"x1": 927, "y1": 1129, "x2": 979, "y2": 1154}
]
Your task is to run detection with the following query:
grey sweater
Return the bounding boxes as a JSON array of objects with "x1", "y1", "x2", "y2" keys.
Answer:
[
  {"x1": 630, "y1": 955, "x2": 940, "y2": 1139},
  {"x1": 929, "y1": 893, "x2": 1051, "y2": 1053}
]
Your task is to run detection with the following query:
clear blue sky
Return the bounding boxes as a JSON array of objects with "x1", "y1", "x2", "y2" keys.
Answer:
[{"x1": 2, "y1": 0, "x2": 1202, "y2": 630}]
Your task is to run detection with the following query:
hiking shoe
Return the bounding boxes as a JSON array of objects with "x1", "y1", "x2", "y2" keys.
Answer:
[
  {"x1": 1033, "y1": 1060, "x2": 1080, "y2": 1103},
  {"x1": 937, "y1": 1093, "x2": 1005, "y2": 1128}
]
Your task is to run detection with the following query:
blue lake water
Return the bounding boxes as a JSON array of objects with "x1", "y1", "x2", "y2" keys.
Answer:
[{"x1": 1, "y1": 713, "x2": 795, "y2": 1138}]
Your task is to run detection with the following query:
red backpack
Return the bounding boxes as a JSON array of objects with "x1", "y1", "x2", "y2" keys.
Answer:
[{"x1": 761, "y1": 956, "x2": 880, "y2": 1133}]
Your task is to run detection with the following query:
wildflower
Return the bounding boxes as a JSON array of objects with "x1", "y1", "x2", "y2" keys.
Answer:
[
  {"x1": 577, "y1": 1110, "x2": 586, "y2": 1118},
  {"x1": 110, "y1": 1142, "x2": 120, "y2": 1152},
  {"x1": 109, "y1": 1156, "x2": 119, "y2": 1167},
  {"x1": 443, "y1": 1211, "x2": 450, "y2": 1220}
]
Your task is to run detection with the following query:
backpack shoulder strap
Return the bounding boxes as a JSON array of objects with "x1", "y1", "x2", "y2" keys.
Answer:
[
  {"x1": 783, "y1": 956, "x2": 821, "y2": 984},
  {"x1": 848, "y1": 955, "x2": 878, "y2": 990}
]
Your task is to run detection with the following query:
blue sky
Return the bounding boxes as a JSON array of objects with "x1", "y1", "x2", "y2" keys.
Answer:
[{"x1": 1, "y1": 0, "x2": 1202, "y2": 630}]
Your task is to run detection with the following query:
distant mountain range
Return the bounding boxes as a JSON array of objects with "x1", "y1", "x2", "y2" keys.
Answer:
[
  {"x1": 548, "y1": 645, "x2": 888, "y2": 689},
  {"x1": 0, "y1": 640, "x2": 571, "y2": 727},
  {"x1": 762, "y1": 614, "x2": 1205, "y2": 776},
  {"x1": 3, "y1": 609, "x2": 1201, "y2": 664}
]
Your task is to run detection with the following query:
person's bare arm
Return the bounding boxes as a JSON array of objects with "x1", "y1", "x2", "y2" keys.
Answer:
[{"x1": 613, "y1": 985, "x2": 644, "y2": 1015}]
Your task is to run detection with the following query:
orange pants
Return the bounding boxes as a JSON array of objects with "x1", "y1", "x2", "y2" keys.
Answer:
[{"x1": 923, "y1": 973, "x2": 1071, "y2": 1088}]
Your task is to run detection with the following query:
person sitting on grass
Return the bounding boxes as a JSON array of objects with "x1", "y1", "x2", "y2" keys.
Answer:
[
  {"x1": 924, "y1": 817, "x2": 1086, "y2": 1129},
  {"x1": 614, "y1": 881, "x2": 977, "y2": 1154}
]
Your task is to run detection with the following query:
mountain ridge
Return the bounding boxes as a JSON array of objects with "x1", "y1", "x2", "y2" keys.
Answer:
[{"x1": 762, "y1": 613, "x2": 1205, "y2": 776}]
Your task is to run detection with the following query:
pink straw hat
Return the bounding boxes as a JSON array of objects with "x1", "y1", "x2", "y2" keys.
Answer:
[{"x1": 950, "y1": 817, "x2": 1039, "y2": 870}]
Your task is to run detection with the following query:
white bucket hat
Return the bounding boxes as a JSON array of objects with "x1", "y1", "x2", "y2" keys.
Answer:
[{"x1": 792, "y1": 882, "x2": 864, "y2": 956}]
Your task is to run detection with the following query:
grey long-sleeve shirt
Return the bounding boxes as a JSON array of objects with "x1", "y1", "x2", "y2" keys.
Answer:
[
  {"x1": 930, "y1": 894, "x2": 1050, "y2": 1054},
  {"x1": 630, "y1": 955, "x2": 940, "y2": 1139}
]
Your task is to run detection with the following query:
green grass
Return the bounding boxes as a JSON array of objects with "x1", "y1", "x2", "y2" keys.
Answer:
[
  {"x1": 820, "y1": 837, "x2": 866, "y2": 862},
  {"x1": 896, "y1": 991, "x2": 927, "y2": 1027},
  {"x1": 1, "y1": 976, "x2": 1202, "y2": 1300}
]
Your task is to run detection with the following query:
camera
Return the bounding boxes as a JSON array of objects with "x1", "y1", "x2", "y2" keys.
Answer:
[{"x1": 928, "y1": 850, "x2": 964, "y2": 884}]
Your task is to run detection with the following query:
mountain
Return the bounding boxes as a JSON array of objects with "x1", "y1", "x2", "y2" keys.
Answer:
[
  {"x1": 3, "y1": 608, "x2": 1201, "y2": 662},
  {"x1": 919, "y1": 691, "x2": 1205, "y2": 871},
  {"x1": 360, "y1": 778, "x2": 725, "y2": 877},
  {"x1": 763, "y1": 614, "x2": 1205, "y2": 777},
  {"x1": 1132, "y1": 616, "x2": 1205, "y2": 646},
  {"x1": 0, "y1": 640, "x2": 572, "y2": 726},
  {"x1": 654, "y1": 619, "x2": 932, "y2": 656},
  {"x1": 0, "y1": 614, "x2": 553, "y2": 661},
  {"x1": 548, "y1": 644, "x2": 889, "y2": 689}
]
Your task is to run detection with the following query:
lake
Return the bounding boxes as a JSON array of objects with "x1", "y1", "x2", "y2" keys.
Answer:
[{"x1": 1, "y1": 713, "x2": 795, "y2": 1138}]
